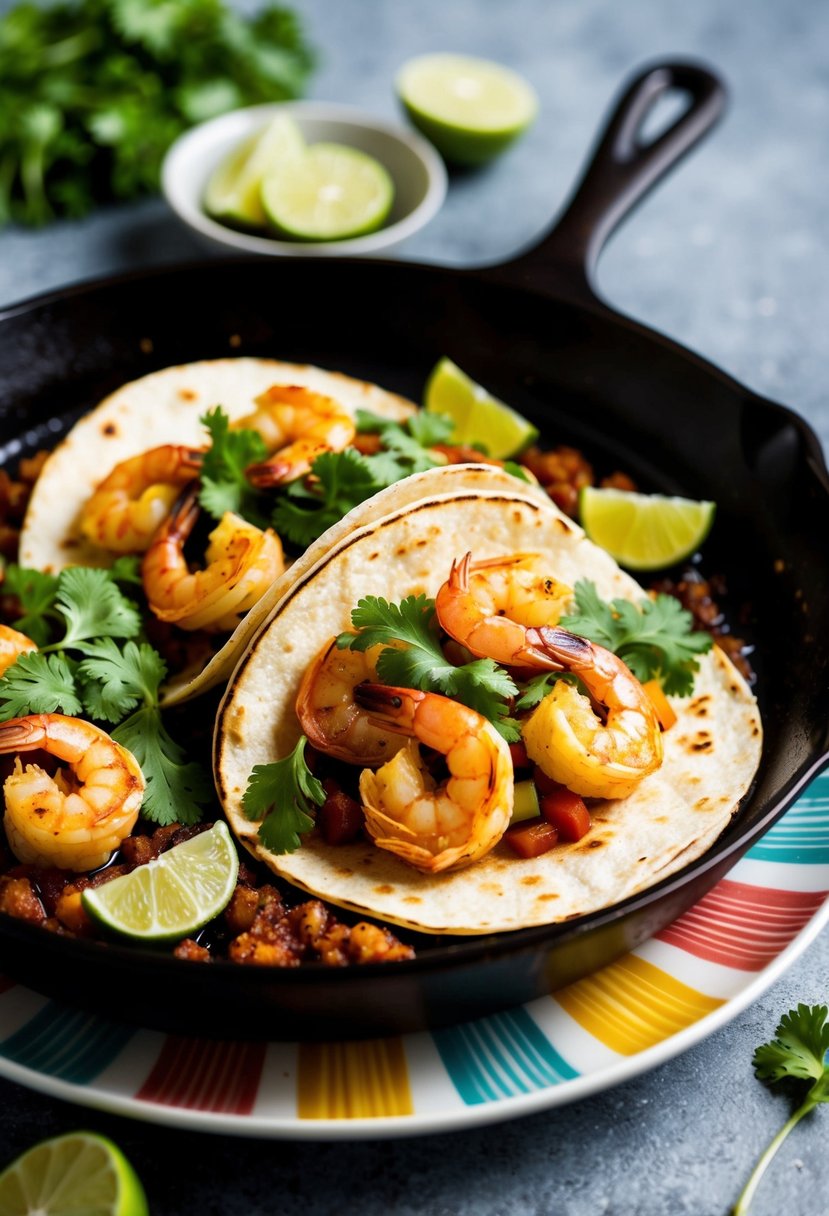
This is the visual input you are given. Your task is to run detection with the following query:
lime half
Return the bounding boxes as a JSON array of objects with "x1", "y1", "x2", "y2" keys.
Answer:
[
  {"x1": 579, "y1": 486, "x2": 716, "y2": 570},
  {"x1": 0, "y1": 1132, "x2": 148, "y2": 1216},
  {"x1": 204, "y1": 113, "x2": 306, "y2": 228},
  {"x1": 397, "y1": 53, "x2": 538, "y2": 165},
  {"x1": 83, "y1": 820, "x2": 239, "y2": 942},
  {"x1": 261, "y1": 143, "x2": 394, "y2": 241},
  {"x1": 424, "y1": 356, "x2": 538, "y2": 458}
]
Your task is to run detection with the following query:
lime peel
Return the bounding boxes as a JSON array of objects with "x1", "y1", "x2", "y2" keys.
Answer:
[
  {"x1": 579, "y1": 486, "x2": 716, "y2": 571},
  {"x1": 424, "y1": 356, "x2": 538, "y2": 458},
  {"x1": 82, "y1": 819, "x2": 239, "y2": 942}
]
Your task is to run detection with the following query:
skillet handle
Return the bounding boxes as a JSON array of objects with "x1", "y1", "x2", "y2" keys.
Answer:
[{"x1": 487, "y1": 60, "x2": 728, "y2": 301}]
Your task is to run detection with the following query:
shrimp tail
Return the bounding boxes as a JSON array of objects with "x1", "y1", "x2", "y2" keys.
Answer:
[
  {"x1": 353, "y1": 683, "x2": 418, "y2": 733},
  {"x1": 0, "y1": 718, "x2": 45, "y2": 751},
  {"x1": 528, "y1": 626, "x2": 594, "y2": 672}
]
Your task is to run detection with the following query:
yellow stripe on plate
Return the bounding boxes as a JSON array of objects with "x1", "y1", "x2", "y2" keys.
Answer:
[
  {"x1": 297, "y1": 1038, "x2": 413, "y2": 1119},
  {"x1": 554, "y1": 954, "x2": 723, "y2": 1055}
]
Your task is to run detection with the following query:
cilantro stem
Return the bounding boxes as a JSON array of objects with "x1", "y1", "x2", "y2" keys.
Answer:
[{"x1": 733, "y1": 1098, "x2": 816, "y2": 1215}]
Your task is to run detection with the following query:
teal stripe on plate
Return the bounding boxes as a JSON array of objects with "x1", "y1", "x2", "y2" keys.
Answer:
[
  {"x1": 0, "y1": 1002, "x2": 135, "y2": 1084},
  {"x1": 748, "y1": 773, "x2": 829, "y2": 864},
  {"x1": 433, "y1": 1006, "x2": 578, "y2": 1106}
]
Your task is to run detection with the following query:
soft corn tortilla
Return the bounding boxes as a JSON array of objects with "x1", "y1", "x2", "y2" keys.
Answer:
[
  {"x1": 215, "y1": 490, "x2": 763, "y2": 935},
  {"x1": 19, "y1": 357, "x2": 549, "y2": 702}
]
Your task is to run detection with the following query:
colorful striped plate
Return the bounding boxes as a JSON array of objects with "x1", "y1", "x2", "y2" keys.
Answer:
[{"x1": 0, "y1": 769, "x2": 827, "y2": 1140}]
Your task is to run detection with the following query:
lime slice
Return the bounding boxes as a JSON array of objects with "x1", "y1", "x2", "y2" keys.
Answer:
[
  {"x1": 261, "y1": 143, "x2": 394, "y2": 241},
  {"x1": 396, "y1": 53, "x2": 538, "y2": 165},
  {"x1": 579, "y1": 486, "x2": 716, "y2": 570},
  {"x1": 204, "y1": 113, "x2": 306, "y2": 228},
  {"x1": 82, "y1": 820, "x2": 239, "y2": 942},
  {"x1": 0, "y1": 1131, "x2": 148, "y2": 1216},
  {"x1": 423, "y1": 356, "x2": 538, "y2": 458}
]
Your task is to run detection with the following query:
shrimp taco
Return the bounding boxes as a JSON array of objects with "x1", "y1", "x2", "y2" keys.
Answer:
[
  {"x1": 215, "y1": 488, "x2": 763, "y2": 936},
  {"x1": 19, "y1": 357, "x2": 549, "y2": 703}
]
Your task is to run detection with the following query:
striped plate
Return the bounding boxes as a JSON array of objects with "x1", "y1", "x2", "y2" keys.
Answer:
[{"x1": 0, "y1": 769, "x2": 827, "y2": 1140}]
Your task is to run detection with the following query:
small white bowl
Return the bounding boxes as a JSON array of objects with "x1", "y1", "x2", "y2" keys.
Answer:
[{"x1": 162, "y1": 101, "x2": 447, "y2": 258}]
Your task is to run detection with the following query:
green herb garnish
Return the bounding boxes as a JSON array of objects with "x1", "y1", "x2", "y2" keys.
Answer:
[
  {"x1": 734, "y1": 1004, "x2": 829, "y2": 1215},
  {"x1": 560, "y1": 579, "x2": 712, "y2": 696},
  {"x1": 271, "y1": 448, "x2": 381, "y2": 547},
  {"x1": 198, "y1": 407, "x2": 268, "y2": 526},
  {"x1": 242, "y1": 735, "x2": 325, "y2": 853}
]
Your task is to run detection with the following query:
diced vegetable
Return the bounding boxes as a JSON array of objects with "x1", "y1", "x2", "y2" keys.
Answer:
[
  {"x1": 505, "y1": 820, "x2": 559, "y2": 859},
  {"x1": 643, "y1": 679, "x2": 678, "y2": 730},
  {"x1": 508, "y1": 741, "x2": 530, "y2": 770},
  {"x1": 319, "y1": 790, "x2": 364, "y2": 845},
  {"x1": 511, "y1": 779, "x2": 541, "y2": 824},
  {"x1": 540, "y1": 788, "x2": 591, "y2": 842}
]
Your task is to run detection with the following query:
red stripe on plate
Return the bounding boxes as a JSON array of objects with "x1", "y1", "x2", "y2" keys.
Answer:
[
  {"x1": 136, "y1": 1037, "x2": 266, "y2": 1113},
  {"x1": 656, "y1": 880, "x2": 827, "y2": 970}
]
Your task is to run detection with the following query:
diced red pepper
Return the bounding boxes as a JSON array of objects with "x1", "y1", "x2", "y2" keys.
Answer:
[
  {"x1": 319, "y1": 791, "x2": 364, "y2": 845},
  {"x1": 533, "y1": 765, "x2": 562, "y2": 796},
  {"x1": 505, "y1": 820, "x2": 559, "y2": 859},
  {"x1": 508, "y1": 741, "x2": 530, "y2": 771},
  {"x1": 643, "y1": 679, "x2": 677, "y2": 730},
  {"x1": 539, "y1": 787, "x2": 591, "y2": 842}
]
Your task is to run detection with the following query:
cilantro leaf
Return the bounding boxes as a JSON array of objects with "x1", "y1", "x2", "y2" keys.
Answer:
[
  {"x1": 0, "y1": 652, "x2": 81, "y2": 719},
  {"x1": 114, "y1": 705, "x2": 212, "y2": 827},
  {"x1": 735, "y1": 1005, "x2": 829, "y2": 1215},
  {"x1": 2, "y1": 564, "x2": 60, "y2": 646},
  {"x1": 242, "y1": 736, "x2": 325, "y2": 853},
  {"x1": 561, "y1": 579, "x2": 713, "y2": 696},
  {"x1": 108, "y1": 554, "x2": 143, "y2": 586},
  {"x1": 514, "y1": 671, "x2": 577, "y2": 713},
  {"x1": 77, "y1": 638, "x2": 165, "y2": 723},
  {"x1": 198, "y1": 406, "x2": 269, "y2": 525},
  {"x1": 405, "y1": 411, "x2": 456, "y2": 448},
  {"x1": 51, "y1": 567, "x2": 142, "y2": 649},
  {"x1": 339, "y1": 595, "x2": 519, "y2": 737},
  {"x1": 272, "y1": 448, "x2": 381, "y2": 547}
]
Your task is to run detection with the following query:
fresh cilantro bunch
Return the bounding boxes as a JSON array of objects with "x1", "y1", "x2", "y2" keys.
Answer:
[
  {"x1": 734, "y1": 1004, "x2": 829, "y2": 1214},
  {"x1": 560, "y1": 579, "x2": 713, "y2": 696},
  {"x1": 0, "y1": 0, "x2": 315, "y2": 225},
  {"x1": 0, "y1": 563, "x2": 211, "y2": 825},
  {"x1": 337, "y1": 595, "x2": 521, "y2": 741},
  {"x1": 242, "y1": 736, "x2": 325, "y2": 853}
]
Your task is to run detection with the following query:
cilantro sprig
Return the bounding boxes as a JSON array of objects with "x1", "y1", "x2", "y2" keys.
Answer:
[
  {"x1": 198, "y1": 407, "x2": 269, "y2": 526},
  {"x1": 734, "y1": 1004, "x2": 829, "y2": 1215},
  {"x1": 337, "y1": 595, "x2": 521, "y2": 741},
  {"x1": 271, "y1": 448, "x2": 381, "y2": 547},
  {"x1": 0, "y1": 565, "x2": 211, "y2": 825},
  {"x1": 242, "y1": 736, "x2": 325, "y2": 853},
  {"x1": 0, "y1": 0, "x2": 315, "y2": 226},
  {"x1": 560, "y1": 579, "x2": 713, "y2": 696}
]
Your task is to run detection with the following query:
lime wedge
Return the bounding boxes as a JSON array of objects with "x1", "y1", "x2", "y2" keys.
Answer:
[
  {"x1": 261, "y1": 143, "x2": 394, "y2": 241},
  {"x1": 82, "y1": 820, "x2": 239, "y2": 942},
  {"x1": 204, "y1": 113, "x2": 306, "y2": 228},
  {"x1": 396, "y1": 53, "x2": 538, "y2": 165},
  {"x1": 0, "y1": 1131, "x2": 148, "y2": 1216},
  {"x1": 579, "y1": 486, "x2": 716, "y2": 570},
  {"x1": 423, "y1": 356, "x2": 538, "y2": 458}
]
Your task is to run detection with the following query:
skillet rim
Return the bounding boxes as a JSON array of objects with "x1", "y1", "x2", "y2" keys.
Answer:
[{"x1": 0, "y1": 252, "x2": 827, "y2": 986}]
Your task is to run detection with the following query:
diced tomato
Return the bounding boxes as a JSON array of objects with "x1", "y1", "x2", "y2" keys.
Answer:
[
  {"x1": 539, "y1": 787, "x2": 591, "y2": 841},
  {"x1": 505, "y1": 821, "x2": 559, "y2": 859},
  {"x1": 532, "y1": 765, "x2": 562, "y2": 796},
  {"x1": 643, "y1": 679, "x2": 677, "y2": 730},
  {"x1": 508, "y1": 741, "x2": 530, "y2": 771},
  {"x1": 319, "y1": 791, "x2": 364, "y2": 845}
]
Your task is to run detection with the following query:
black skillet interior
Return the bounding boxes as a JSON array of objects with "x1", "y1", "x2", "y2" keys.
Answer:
[{"x1": 1, "y1": 62, "x2": 828, "y2": 1040}]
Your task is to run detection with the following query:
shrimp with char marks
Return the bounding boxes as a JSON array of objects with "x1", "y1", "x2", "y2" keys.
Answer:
[
  {"x1": 355, "y1": 684, "x2": 513, "y2": 874},
  {"x1": 436, "y1": 551, "x2": 663, "y2": 799},
  {"x1": 241, "y1": 385, "x2": 356, "y2": 488},
  {"x1": 79, "y1": 444, "x2": 204, "y2": 553},
  {"x1": 295, "y1": 636, "x2": 406, "y2": 766},
  {"x1": 0, "y1": 714, "x2": 144, "y2": 871},
  {"x1": 141, "y1": 483, "x2": 284, "y2": 632}
]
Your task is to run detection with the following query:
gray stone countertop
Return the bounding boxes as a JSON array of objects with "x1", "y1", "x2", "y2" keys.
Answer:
[{"x1": 0, "y1": 1, "x2": 828, "y2": 1213}]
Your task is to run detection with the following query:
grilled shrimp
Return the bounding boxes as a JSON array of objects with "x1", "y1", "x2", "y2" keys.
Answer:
[
  {"x1": 519, "y1": 628, "x2": 663, "y2": 798},
  {"x1": 435, "y1": 552, "x2": 573, "y2": 665},
  {"x1": 436, "y1": 551, "x2": 662, "y2": 799},
  {"x1": 0, "y1": 625, "x2": 37, "y2": 676},
  {"x1": 355, "y1": 684, "x2": 513, "y2": 874},
  {"x1": 79, "y1": 444, "x2": 204, "y2": 553},
  {"x1": 295, "y1": 636, "x2": 406, "y2": 766},
  {"x1": 240, "y1": 385, "x2": 356, "y2": 488},
  {"x1": 0, "y1": 714, "x2": 144, "y2": 871},
  {"x1": 141, "y1": 483, "x2": 284, "y2": 632}
]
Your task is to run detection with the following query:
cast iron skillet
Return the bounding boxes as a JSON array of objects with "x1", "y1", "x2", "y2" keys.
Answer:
[{"x1": 1, "y1": 61, "x2": 828, "y2": 1040}]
